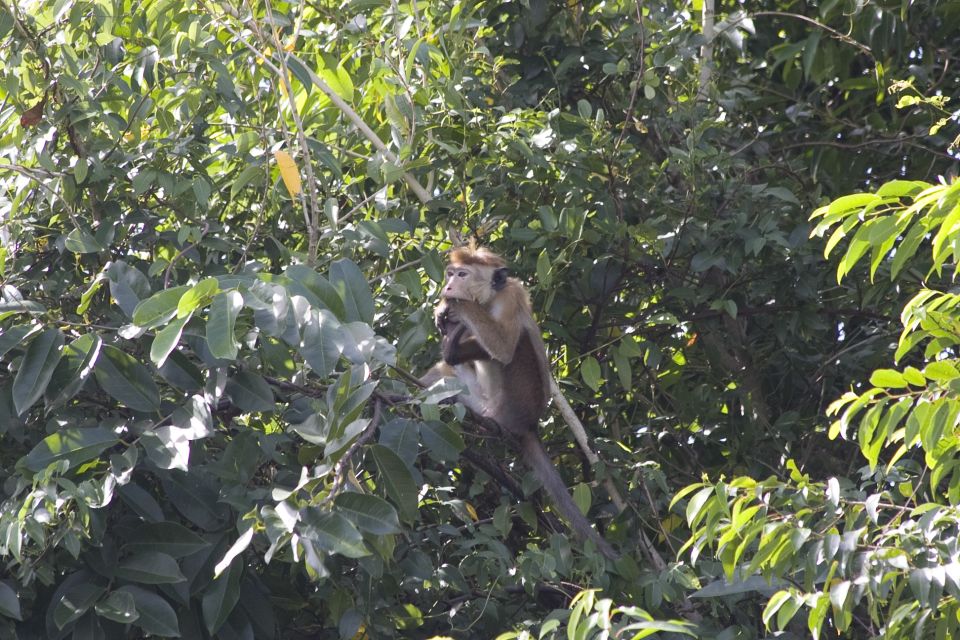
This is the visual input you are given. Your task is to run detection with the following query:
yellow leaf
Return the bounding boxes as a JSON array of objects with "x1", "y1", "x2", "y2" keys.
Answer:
[
  {"x1": 274, "y1": 150, "x2": 302, "y2": 197},
  {"x1": 284, "y1": 36, "x2": 297, "y2": 52},
  {"x1": 464, "y1": 502, "x2": 478, "y2": 521}
]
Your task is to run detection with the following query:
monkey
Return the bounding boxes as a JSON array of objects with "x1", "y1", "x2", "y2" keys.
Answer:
[{"x1": 420, "y1": 244, "x2": 617, "y2": 560}]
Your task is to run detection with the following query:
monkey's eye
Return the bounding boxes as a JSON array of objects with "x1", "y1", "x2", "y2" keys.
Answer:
[{"x1": 457, "y1": 270, "x2": 468, "y2": 277}]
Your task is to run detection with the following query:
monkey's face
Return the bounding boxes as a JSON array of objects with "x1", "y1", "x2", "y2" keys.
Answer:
[{"x1": 442, "y1": 263, "x2": 493, "y2": 302}]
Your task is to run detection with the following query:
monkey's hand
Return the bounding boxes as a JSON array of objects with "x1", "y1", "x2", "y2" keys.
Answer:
[{"x1": 434, "y1": 299, "x2": 452, "y2": 335}]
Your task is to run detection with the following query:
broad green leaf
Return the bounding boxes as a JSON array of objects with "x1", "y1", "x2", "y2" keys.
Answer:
[
  {"x1": 214, "y1": 527, "x2": 254, "y2": 578},
  {"x1": 572, "y1": 482, "x2": 592, "y2": 516},
  {"x1": 45, "y1": 333, "x2": 102, "y2": 409},
  {"x1": 420, "y1": 420, "x2": 464, "y2": 462},
  {"x1": 77, "y1": 270, "x2": 107, "y2": 315},
  {"x1": 115, "y1": 552, "x2": 186, "y2": 584},
  {"x1": 159, "y1": 473, "x2": 227, "y2": 530},
  {"x1": 177, "y1": 278, "x2": 218, "y2": 318},
  {"x1": 305, "y1": 510, "x2": 369, "y2": 558},
  {"x1": 95, "y1": 345, "x2": 161, "y2": 412},
  {"x1": 890, "y1": 221, "x2": 927, "y2": 280},
  {"x1": 580, "y1": 356, "x2": 602, "y2": 392},
  {"x1": 876, "y1": 180, "x2": 929, "y2": 198},
  {"x1": 202, "y1": 559, "x2": 241, "y2": 636},
  {"x1": 870, "y1": 369, "x2": 908, "y2": 389},
  {"x1": 329, "y1": 258, "x2": 374, "y2": 324},
  {"x1": 370, "y1": 444, "x2": 418, "y2": 522},
  {"x1": 299, "y1": 309, "x2": 342, "y2": 377},
  {"x1": 536, "y1": 250, "x2": 552, "y2": 287},
  {"x1": 206, "y1": 291, "x2": 243, "y2": 359},
  {"x1": 95, "y1": 591, "x2": 139, "y2": 624},
  {"x1": 12, "y1": 328, "x2": 64, "y2": 415},
  {"x1": 225, "y1": 371, "x2": 275, "y2": 413},
  {"x1": 925, "y1": 360, "x2": 959, "y2": 382},
  {"x1": 321, "y1": 65, "x2": 354, "y2": 101},
  {"x1": 335, "y1": 492, "x2": 402, "y2": 535},
  {"x1": 119, "y1": 586, "x2": 180, "y2": 637},
  {"x1": 283, "y1": 266, "x2": 346, "y2": 319},
  {"x1": 685, "y1": 486, "x2": 714, "y2": 527},
  {"x1": 150, "y1": 315, "x2": 189, "y2": 367},
  {"x1": 159, "y1": 350, "x2": 204, "y2": 391},
  {"x1": 123, "y1": 522, "x2": 210, "y2": 558},
  {"x1": 0, "y1": 581, "x2": 22, "y2": 621},
  {"x1": 229, "y1": 165, "x2": 263, "y2": 198},
  {"x1": 0, "y1": 323, "x2": 41, "y2": 359},
  {"x1": 18, "y1": 426, "x2": 117, "y2": 472},
  {"x1": 65, "y1": 228, "x2": 106, "y2": 253},
  {"x1": 107, "y1": 260, "x2": 152, "y2": 318},
  {"x1": 53, "y1": 583, "x2": 105, "y2": 630},
  {"x1": 118, "y1": 484, "x2": 165, "y2": 522},
  {"x1": 826, "y1": 193, "x2": 880, "y2": 216},
  {"x1": 132, "y1": 286, "x2": 189, "y2": 329},
  {"x1": 613, "y1": 344, "x2": 632, "y2": 389}
]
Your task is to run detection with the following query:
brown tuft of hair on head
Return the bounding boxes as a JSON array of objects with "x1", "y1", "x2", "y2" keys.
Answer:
[{"x1": 448, "y1": 241, "x2": 506, "y2": 268}]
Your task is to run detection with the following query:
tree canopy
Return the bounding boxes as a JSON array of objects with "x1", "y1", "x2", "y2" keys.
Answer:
[{"x1": 1, "y1": 0, "x2": 959, "y2": 638}]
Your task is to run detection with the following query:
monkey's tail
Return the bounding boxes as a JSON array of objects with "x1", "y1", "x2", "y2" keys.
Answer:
[{"x1": 518, "y1": 431, "x2": 618, "y2": 560}]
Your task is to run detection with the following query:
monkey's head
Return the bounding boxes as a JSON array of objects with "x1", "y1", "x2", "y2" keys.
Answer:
[{"x1": 442, "y1": 244, "x2": 508, "y2": 304}]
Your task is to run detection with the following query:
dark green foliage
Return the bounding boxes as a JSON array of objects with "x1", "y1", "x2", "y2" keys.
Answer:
[{"x1": 0, "y1": 0, "x2": 958, "y2": 638}]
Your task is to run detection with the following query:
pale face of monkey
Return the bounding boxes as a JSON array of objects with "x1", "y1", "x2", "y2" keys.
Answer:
[{"x1": 442, "y1": 263, "x2": 497, "y2": 304}]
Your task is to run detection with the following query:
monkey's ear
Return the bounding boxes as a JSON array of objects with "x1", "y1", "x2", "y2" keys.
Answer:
[{"x1": 492, "y1": 267, "x2": 509, "y2": 290}]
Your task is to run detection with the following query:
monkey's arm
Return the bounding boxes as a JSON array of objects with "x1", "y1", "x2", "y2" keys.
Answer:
[
  {"x1": 445, "y1": 299, "x2": 522, "y2": 364},
  {"x1": 442, "y1": 324, "x2": 491, "y2": 365}
]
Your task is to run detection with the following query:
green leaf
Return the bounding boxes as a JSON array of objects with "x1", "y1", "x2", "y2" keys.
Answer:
[
  {"x1": 890, "y1": 221, "x2": 927, "y2": 280},
  {"x1": 876, "y1": 180, "x2": 929, "y2": 198},
  {"x1": 925, "y1": 360, "x2": 959, "y2": 382},
  {"x1": 321, "y1": 65, "x2": 354, "y2": 101},
  {"x1": 827, "y1": 193, "x2": 880, "y2": 215},
  {"x1": 305, "y1": 510, "x2": 369, "y2": 558},
  {"x1": 0, "y1": 323, "x2": 42, "y2": 359},
  {"x1": 230, "y1": 165, "x2": 263, "y2": 198},
  {"x1": 77, "y1": 270, "x2": 107, "y2": 315},
  {"x1": 370, "y1": 444, "x2": 418, "y2": 522},
  {"x1": 329, "y1": 258, "x2": 375, "y2": 323},
  {"x1": 53, "y1": 583, "x2": 106, "y2": 630},
  {"x1": 299, "y1": 309, "x2": 342, "y2": 377},
  {"x1": 572, "y1": 482, "x2": 591, "y2": 516},
  {"x1": 107, "y1": 260, "x2": 152, "y2": 318},
  {"x1": 420, "y1": 420, "x2": 464, "y2": 462},
  {"x1": 46, "y1": 334, "x2": 102, "y2": 409},
  {"x1": 225, "y1": 371, "x2": 275, "y2": 412},
  {"x1": 12, "y1": 328, "x2": 64, "y2": 415},
  {"x1": 95, "y1": 345, "x2": 161, "y2": 412},
  {"x1": 580, "y1": 356, "x2": 602, "y2": 392},
  {"x1": 536, "y1": 250, "x2": 552, "y2": 287},
  {"x1": 283, "y1": 266, "x2": 346, "y2": 319},
  {"x1": 214, "y1": 527, "x2": 254, "y2": 578},
  {"x1": 122, "y1": 522, "x2": 210, "y2": 558},
  {"x1": 150, "y1": 315, "x2": 189, "y2": 367},
  {"x1": 95, "y1": 590, "x2": 139, "y2": 624},
  {"x1": 115, "y1": 552, "x2": 186, "y2": 584},
  {"x1": 119, "y1": 585, "x2": 180, "y2": 637},
  {"x1": 0, "y1": 581, "x2": 22, "y2": 621},
  {"x1": 202, "y1": 559, "x2": 241, "y2": 636},
  {"x1": 870, "y1": 368, "x2": 908, "y2": 389},
  {"x1": 19, "y1": 426, "x2": 116, "y2": 473},
  {"x1": 206, "y1": 291, "x2": 243, "y2": 359},
  {"x1": 177, "y1": 277, "x2": 218, "y2": 318},
  {"x1": 65, "y1": 228, "x2": 106, "y2": 253},
  {"x1": 685, "y1": 486, "x2": 714, "y2": 527},
  {"x1": 132, "y1": 286, "x2": 189, "y2": 329},
  {"x1": 335, "y1": 492, "x2": 402, "y2": 534}
]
